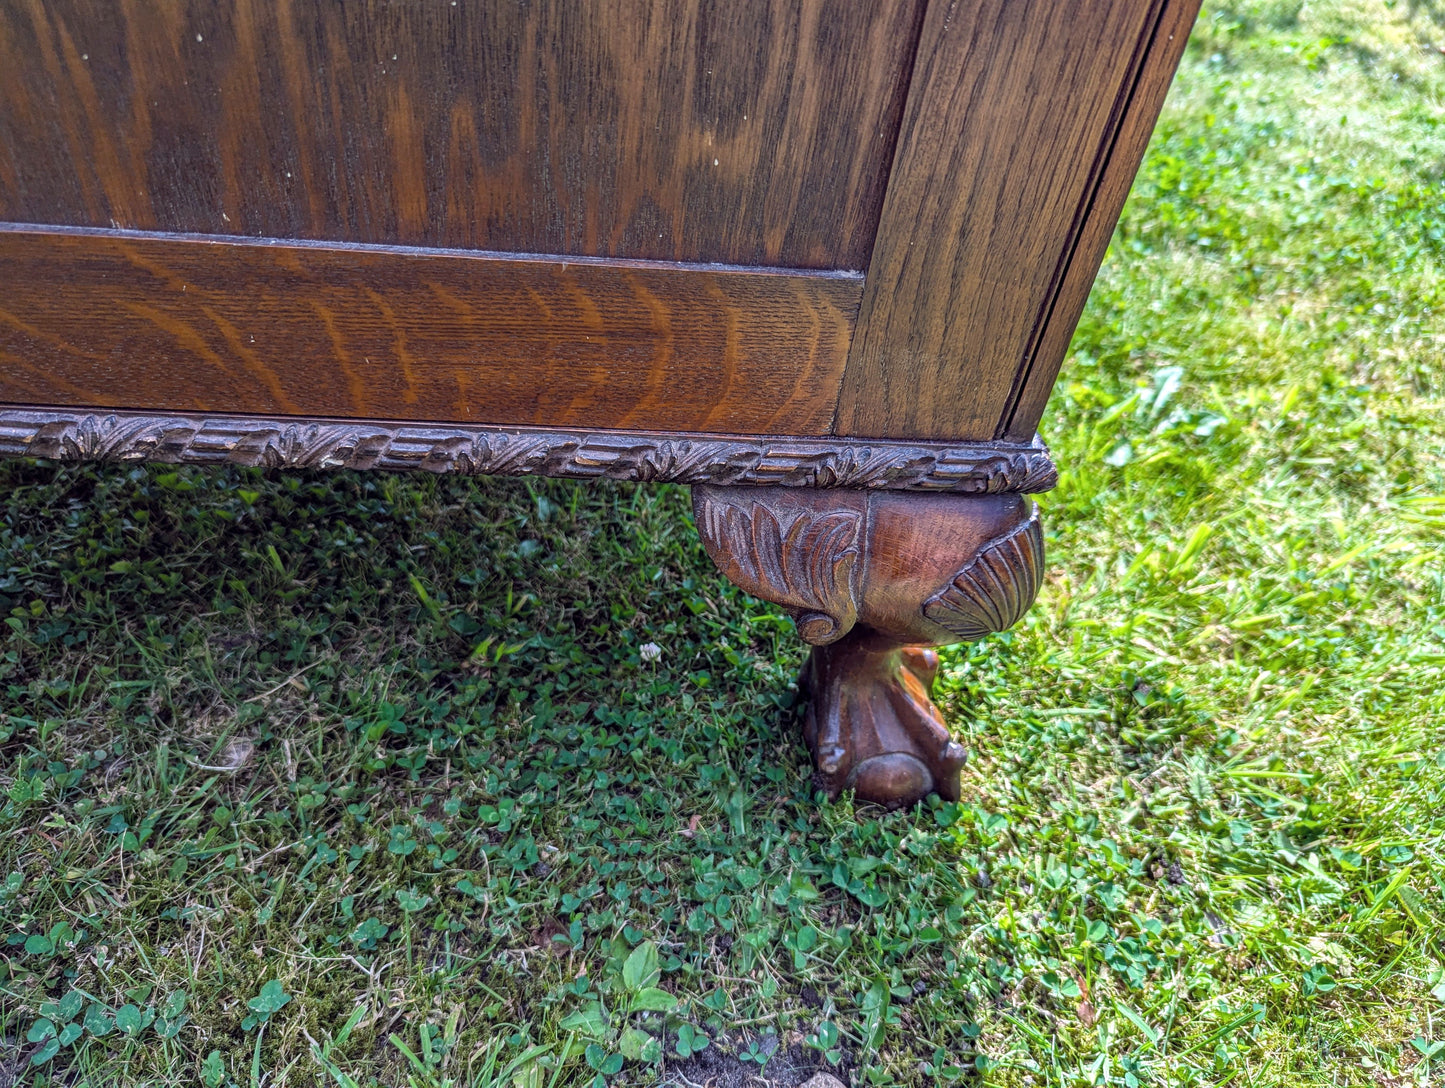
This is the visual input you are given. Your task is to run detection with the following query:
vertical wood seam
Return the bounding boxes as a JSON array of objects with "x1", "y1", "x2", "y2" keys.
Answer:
[
  {"x1": 994, "y1": 0, "x2": 1171, "y2": 441},
  {"x1": 824, "y1": 0, "x2": 934, "y2": 438}
]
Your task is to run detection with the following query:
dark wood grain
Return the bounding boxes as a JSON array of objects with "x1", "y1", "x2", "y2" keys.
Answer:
[
  {"x1": 832, "y1": 0, "x2": 1202, "y2": 443},
  {"x1": 0, "y1": 0, "x2": 924, "y2": 269},
  {"x1": 999, "y1": 0, "x2": 1202, "y2": 440},
  {"x1": 0, "y1": 226, "x2": 860, "y2": 435}
]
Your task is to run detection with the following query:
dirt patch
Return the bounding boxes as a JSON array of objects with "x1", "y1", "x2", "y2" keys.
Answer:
[
  {"x1": 0, "y1": 1037, "x2": 28, "y2": 1088},
  {"x1": 660, "y1": 1039, "x2": 853, "y2": 1088}
]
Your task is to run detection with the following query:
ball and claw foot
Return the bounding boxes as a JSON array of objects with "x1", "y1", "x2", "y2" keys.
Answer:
[
  {"x1": 802, "y1": 631, "x2": 967, "y2": 809},
  {"x1": 694, "y1": 486, "x2": 1044, "y2": 810}
]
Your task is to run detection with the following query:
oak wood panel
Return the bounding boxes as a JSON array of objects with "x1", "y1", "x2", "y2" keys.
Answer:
[
  {"x1": 1000, "y1": 0, "x2": 1201, "y2": 440},
  {"x1": 832, "y1": 0, "x2": 1201, "y2": 443},
  {"x1": 0, "y1": 226, "x2": 860, "y2": 435},
  {"x1": 0, "y1": 0, "x2": 924, "y2": 269}
]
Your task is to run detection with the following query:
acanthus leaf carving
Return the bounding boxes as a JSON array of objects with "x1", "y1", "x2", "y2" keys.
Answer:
[
  {"x1": 0, "y1": 409, "x2": 1056, "y2": 495},
  {"x1": 693, "y1": 489, "x2": 862, "y2": 646}
]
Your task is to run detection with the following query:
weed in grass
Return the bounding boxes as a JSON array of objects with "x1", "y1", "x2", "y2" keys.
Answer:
[{"x1": 3, "y1": 1, "x2": 1445, "y2": 1085}]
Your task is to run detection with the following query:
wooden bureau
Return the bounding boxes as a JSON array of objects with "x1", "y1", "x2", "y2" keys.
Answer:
[{"x1": 0, "y1": 0, "x2": 1201, "y2": 807}]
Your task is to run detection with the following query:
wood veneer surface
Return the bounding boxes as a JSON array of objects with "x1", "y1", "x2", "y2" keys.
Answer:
[
  {"x1": 0, "y1": 227, "x2": 861, "y2": 435},
  {"x1": 0, "y1": 0, "x2": 924, "y2": 269},
  {"x1": 834, "y1": 0, "x2": 1202, "y2": 443}
]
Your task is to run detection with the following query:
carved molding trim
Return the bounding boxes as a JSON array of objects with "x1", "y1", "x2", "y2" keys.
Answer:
[
  {"x1": 0, "y1": 408, "x2": 1057, "y2": 494},
  {"x1": 922, "y1": 505, "x2": 1045, "y2": 640},
  {"x1": 694, "y1": 490, "x2": 862, "y2": 645}
]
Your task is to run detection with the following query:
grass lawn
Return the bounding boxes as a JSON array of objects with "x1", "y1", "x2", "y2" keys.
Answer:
[{"x1": 4, "y1": 1, "x2": 1445, "y2": 1084}]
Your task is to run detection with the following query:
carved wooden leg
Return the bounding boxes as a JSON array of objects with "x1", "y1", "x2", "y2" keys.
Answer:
[{"x1": 693, "y1": 487, "x2": 1043, "y2": 809}]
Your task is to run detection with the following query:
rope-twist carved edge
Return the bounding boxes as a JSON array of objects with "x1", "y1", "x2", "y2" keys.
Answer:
[{"x1": 0, "y1": 409, "x2": 1058, "y2": 494}]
